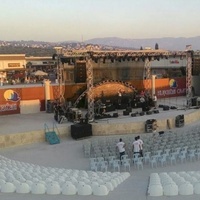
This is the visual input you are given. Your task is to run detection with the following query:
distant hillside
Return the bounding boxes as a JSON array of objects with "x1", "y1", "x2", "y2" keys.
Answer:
[{"x1": 85, "y1": 36, "x2": 200, "y2": 51}]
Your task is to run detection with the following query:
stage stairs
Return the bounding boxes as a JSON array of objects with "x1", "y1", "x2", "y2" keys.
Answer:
[{"x1": 44, "y1": 123, "x2": 60, "y2": 145}]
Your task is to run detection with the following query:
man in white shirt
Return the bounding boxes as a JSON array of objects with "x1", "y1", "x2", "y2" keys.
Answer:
[
  {"x1": 116, "y1": 138, "x2": 125, "y2": 161},
  {"x1": 137, "y1": 135, "x2": 144, "y2": 157},
  {"x1": 132, "y1": 137, "x2": 141, "y2": 157}
]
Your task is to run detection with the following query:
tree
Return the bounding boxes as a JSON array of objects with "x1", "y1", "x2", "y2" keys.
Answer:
[
  {"x1": 155, "y1": 43, "x2": 159, "y2": 50},
  {"x1": 140, "y1": 46, "x2": 143, "y2": 50}
]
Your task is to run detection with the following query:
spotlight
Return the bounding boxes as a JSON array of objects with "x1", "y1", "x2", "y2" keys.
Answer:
[
  {"x1": 52, "y1": 53, "x2": 57, "y2": 60},
  {"x1": 156, "y1": 56, "x2": 160, "y2": 61},
  {"x1": 141, "y1": 56, "x2": 145, "y2": 62}
]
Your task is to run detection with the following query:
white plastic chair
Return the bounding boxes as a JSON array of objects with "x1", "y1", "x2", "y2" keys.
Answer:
[
  {"x1": 112, "y1": 160, "x2": 120, "y2": 172},
  {"x1": 122, "y1": 159, "x2": 131, "y2": 171},
  {"x1": 143, "y1": 152, "x2": 151, "y2": 164},
  {"x1": 159, "y1": 154, "x2": 167, "y2": 167},
  {"x1": 100, "y1": 161, "x2": 108, "y2": 172},
  {"x1": 90, "y1": 162, "x2": 98, "y2": 172},
  {"x1": 188, "y1": 149, "x2": 196, "y2": 162},
  {"x1": 169, "y1": 153, "x2": 176, "y2": 165},
  {"x1": 149, "y1": 156, "x2": 157, "y2": 168},
  {"x1": 135, "y1": 157, "x2": 143, "y2": 170}
]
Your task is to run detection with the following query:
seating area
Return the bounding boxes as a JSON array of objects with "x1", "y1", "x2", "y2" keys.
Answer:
[
  {"x1": 148, "y1": 171, "x2": 200, "y2": 196},
  {"x1": 82, "y1": 124, "x2": 200, "y2": 172},
  {"x1": 0, "y1": 155, "x2": 130, "y2": 196}
]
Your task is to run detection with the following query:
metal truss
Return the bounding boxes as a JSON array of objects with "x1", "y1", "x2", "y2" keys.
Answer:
[
  {"x1": 145, "y1": 57, "x2": 151, "y2": 94},
  {"x1": 62, "y1": 49, "x2": 190, "y2": 118},
  {"x1": 86, "y1": 59, "x2": 94, "y2": 121},
  {"x1": 54, "y1": 47, "x2": 65, "y2": 103},
  {"x1": 186, "y1": 51, "x2": 192, "y2": 107}
]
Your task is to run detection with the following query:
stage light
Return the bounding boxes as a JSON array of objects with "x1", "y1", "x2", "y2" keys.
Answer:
[
  {"x1": 156, "y1": 56, "x2": 160, "y2": 61},
  {"x1": 141, "y1": 56, "x2": 145, "y2": 62},
  {"x1": 52, "y1": 54, "x2": 58, "y2": 60}
]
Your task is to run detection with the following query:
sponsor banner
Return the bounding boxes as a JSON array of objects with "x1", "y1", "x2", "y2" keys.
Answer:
[
  {"x1": 156, "y1": 78, "x2": 186, "y2": 98},
  {"x1": 0, "y1": 89, "x2": 20, "y2": 114}
]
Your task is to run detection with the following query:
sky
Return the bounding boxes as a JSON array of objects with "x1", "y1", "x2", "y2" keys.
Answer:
[{"x1": 1, "y1": 0, "x2": 200, "y2": 42}]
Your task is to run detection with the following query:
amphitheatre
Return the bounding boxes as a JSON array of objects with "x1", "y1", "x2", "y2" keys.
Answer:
[{"x1": 0, "y1": 49, "x2": 200, "y2": 200}]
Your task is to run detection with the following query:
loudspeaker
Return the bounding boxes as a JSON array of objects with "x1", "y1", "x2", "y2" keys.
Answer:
[
  {"x1": 113, "y1": 113, "x2": 118, "y2": 118},
  {"x1": 163, "y1": 105, "x2": 169, "y2": 111},
  {"x1": 74, "y1": 61, "x2": 86, "y2": 83},
  {"x1": 123, "y1": 110, "x2": 129, "y2": 116},
  {"x1": 170, "y1": 106, "x2": 177, "y2": 109},
  {"x1": 153, "y1": 109, "x2": 159, "y2": 114},
  {"x1": 131, "y1": 112, "x2": 137, "y2": 117},
  {"x1": 71, "y1": 124, "x2": 92, "y2": 140},
  {"x1": 175, "y1": 114, "x2": 184, "y2": 127},
  {"x1": 146, "y1": 111, "x2": 152, "y2": 115},
  {"x1": 139, "y1": 111, "x2": 145, "y2": 116}
]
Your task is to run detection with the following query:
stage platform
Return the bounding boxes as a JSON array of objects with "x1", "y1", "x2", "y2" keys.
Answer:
[{"x1": 1, "y1": 96, "x2": 200, "y2": 148}]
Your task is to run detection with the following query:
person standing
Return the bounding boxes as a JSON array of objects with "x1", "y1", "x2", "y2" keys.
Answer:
[
  {"x1": 118, "y1": 89, "x2": 122, "y2": 105},
  {"x1": 137, "y1": 135, "x2": 144, "y2": 157},
  {"x1": 153, "y1": 94, "x2": 157, "y2": 108},
  {"x1": 132, "y1": 137, "x2": 141, "y2": 157},
  {"x1": 116, "y1": 138, "x2": 126, "y2": 161}
]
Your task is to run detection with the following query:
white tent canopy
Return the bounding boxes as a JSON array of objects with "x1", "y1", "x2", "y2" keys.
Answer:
[{"x1": 31, "y1": 70, "x2": 48, "y2": 76}]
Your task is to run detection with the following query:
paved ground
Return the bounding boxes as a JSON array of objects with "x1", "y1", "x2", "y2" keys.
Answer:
[{"x1": 0, "y1": 96, "x2": 200, "y2": 200}]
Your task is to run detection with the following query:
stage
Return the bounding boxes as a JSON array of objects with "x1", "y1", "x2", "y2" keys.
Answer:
[{"x1": 1, "y1": 97, "x2": 200, "y2": 148}]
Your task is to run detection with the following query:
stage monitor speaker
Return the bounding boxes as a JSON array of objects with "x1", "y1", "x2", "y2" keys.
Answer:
[
  {"x1": 74, "y1": 61, "x2": 86, "y2": 83},
  {"x1": 170, "y1": 106, "x2": 177, "y2": 109},
  {"x1": 123, "y1": 110, "x2": 129, "y2": 116},
  {"x1": 131, "y1": 112, "x2": 137, "y2": 117},
  {"x1": 139, "y1": 111, "x2": 145, "y2": 116},
  {"x1": 153, "y1": 109, "x2": 159, "y2": 114},
  {"x1": 163, "y1": 105, "x2": 169, "y2": 111},
  {"x1": 146, "y1": 111, "x2": 152, "y2": 115},
  {"x1": 113, "y1": 113, "x2": 118, "y2": 118}
]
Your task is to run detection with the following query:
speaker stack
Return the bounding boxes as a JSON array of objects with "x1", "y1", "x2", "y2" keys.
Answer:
[
  {"x1": 145, "y1": 119, "x2": 157, "y2": 133},
  {"x1": 175, "y1": 115, "x2": 184, "y2": 127},
  {"x1": 74, "y1": 61, "x2": 86, "y2": 83}
]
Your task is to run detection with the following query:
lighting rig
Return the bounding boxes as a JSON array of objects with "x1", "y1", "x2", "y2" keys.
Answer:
[{"x1": 61, "y1": 49, "x2": 192, "y2": 121}]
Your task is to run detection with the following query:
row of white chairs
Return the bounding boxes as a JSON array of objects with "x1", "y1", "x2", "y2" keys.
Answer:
[
  {"x1": 148, "y1": 171, "x2": 200, "y2": 196},
  {"x1": 0, "y1": 155, "x2": 130, "y2": 196}
]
